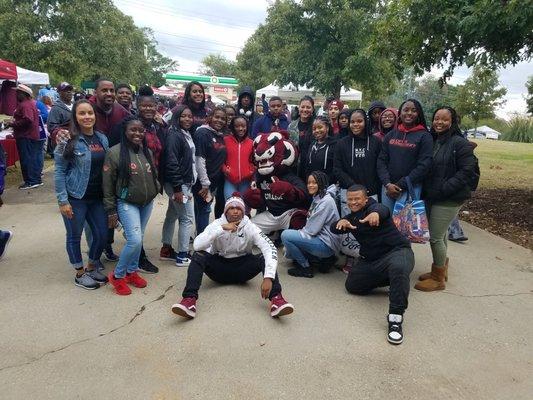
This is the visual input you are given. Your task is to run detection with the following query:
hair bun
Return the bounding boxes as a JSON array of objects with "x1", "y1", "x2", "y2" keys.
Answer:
[{"x1": 138, "y1": 85, "x2": 154, "y2": 96}]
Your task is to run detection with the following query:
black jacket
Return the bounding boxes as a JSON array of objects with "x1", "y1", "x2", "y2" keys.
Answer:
[
  {"x1": 423, "y1": 132, "x2": 477, "y2": 203},
  {"x1": 377, "y1": 126, "x2": 433, "y2": 190},
  {"x1": 237, "y1": 86, "x2": 260, "y2": 136},
  {"x1": 333, "y1": 133, "x2": 382, "y2": 195},
  {"x1": 164, "y1": 127, "x2": 195, "y2": 193},
  {"x1": 304, "y1": 137, "x2": 336, "y2": 183},
  {"x1": 330, "y1": 198, "x2": 410, "y2": 261}
]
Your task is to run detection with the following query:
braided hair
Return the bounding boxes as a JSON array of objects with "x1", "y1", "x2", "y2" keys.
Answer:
[
  {"x1": 309, "y1": 170, "x2": 329, "y2": 198},
  {"x1": 117, "y1": 116, "x2": 158, "y2": 191},
  {"x1": 313, "y1": 115, "x2": 333, "y2": 137},
  {"x1": 430, "y1": 106, "x2": 462, "y2": 140}
]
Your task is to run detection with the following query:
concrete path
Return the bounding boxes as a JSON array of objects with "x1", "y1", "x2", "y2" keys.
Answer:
[{"x1": 0, "y1": 169, "x2": 531, "y2": 400}]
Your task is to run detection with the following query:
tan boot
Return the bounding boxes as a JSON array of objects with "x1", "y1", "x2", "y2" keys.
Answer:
[
  {"x1": 414, "y1": 264, "x2": 446, "y2": 291},
  {"x1": 418, "y1": 258, "x2": 448, "y2": 281}
]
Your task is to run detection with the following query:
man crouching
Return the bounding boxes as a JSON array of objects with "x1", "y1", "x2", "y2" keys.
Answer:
[{"x1": 172, "y1": 193, "x2": 294, "y2": 319}]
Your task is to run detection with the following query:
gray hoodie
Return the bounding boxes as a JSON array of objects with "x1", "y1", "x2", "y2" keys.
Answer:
[{"x1": 299, "y1": 185, "x2": 340, "y2": 252}]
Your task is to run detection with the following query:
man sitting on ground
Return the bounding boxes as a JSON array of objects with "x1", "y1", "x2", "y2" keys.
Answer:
[
  {"x1": 172, "y1": 193, "x2": 294, "y2": 319},
  {"x1": 330, "y1": 184, "x2": 414, "y2": 345}
]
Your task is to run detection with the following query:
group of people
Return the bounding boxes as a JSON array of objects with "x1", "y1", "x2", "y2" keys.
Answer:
[{"x1": 2, "y1": 76, "x2": 479, "y2": 345}]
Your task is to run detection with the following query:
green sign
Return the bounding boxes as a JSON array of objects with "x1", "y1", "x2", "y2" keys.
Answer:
[{"x1": 164, "y1": 73, "x2": 238, "y2": 86}]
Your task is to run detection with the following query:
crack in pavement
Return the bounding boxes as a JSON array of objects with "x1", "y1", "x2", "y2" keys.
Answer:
[
  {"x1": 0, "y1": 284, "x2": 175, "y2": 373},
  {"x1": 442, "y1": 291, "x2": 532, "y2": 298}
]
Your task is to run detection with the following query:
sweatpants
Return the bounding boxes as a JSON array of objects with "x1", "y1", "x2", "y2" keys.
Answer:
[
  {"x1": 345, "y1": 247, "x2": 414, "y2": 315},
  {"x1": 429, "y1": 202, "x2": 462, "y2": 266},
  {"x1": 182, "y1": 251, "x2": 282, "y2": 300}
]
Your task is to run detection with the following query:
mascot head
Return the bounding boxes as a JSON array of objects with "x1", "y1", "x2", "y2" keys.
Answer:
[{"x1": 252, "y1": 130, "x2": 298, "y2": 176}]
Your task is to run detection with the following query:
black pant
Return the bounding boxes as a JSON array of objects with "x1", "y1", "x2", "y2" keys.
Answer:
[
  {"x1": 182, "y1": 251, "x2": 282, "y2": 300},
  {"x1": 345, "y1": 247, "x2": 414, "y2": 315}
]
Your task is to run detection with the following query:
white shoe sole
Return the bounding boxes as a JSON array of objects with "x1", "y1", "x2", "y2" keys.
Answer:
[
  {"x1": 171, "y1": 304, "x2": 195, "y2": 318},
  {"x1": 74, "y1": 282, "x2": 100, "y2": 290},
  {"x1": 387, "y1": 336, "x2": 403, "y2": 345},
  {"x1": 271, "y1": 303, "x2": 294, "y2": 317},
  {"x1": 0, "y1": 231, "x2": 13, "y2": 260}
]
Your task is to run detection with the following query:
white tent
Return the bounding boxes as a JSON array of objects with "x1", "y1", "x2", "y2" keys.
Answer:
[
  {"x1": 16, "y1": 66, "x2": 49, "y2": 85},
  {"x1": 256, "y1": 83, "x2": 362, "y2": 103},
  {"x1": 467, "y1": 125, "x2": 501, "y2": 140}
]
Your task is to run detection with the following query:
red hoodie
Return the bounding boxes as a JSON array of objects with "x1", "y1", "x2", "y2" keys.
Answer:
[
  {"x1": 89, "y1": 96, "x2": 130, "y2": 136},
  {"x1": 223, "y1": 134, "x2": 255, "y2": 185}
]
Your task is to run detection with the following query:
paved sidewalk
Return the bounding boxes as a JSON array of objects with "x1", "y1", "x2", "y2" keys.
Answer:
[{"x1": 0, "y1": 170, "x2": 531, "y2": 399}]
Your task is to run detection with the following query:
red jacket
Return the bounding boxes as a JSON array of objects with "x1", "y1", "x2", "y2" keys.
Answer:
[
  {"x1": 223, "y1": 134, "x2": 255, "y2": 185},
  {"x1": 89, "y1": 97, "x2": 130, "y2": 136},
  {"x1": 12, "y1": 99, "x2": 39, "y2": 140}
]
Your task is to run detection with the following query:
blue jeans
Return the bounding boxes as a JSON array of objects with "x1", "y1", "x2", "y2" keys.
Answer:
[
  {"x1": 281, "y1": 229, "x2": 335, "y2": 268},
  {"x1": 161, "y1": 183, "x2": 194, "y2": 253},
  {"x1": 224, "y1": 180, "x2": 251, "y2": 200},
  {"x1": 61, "y1": 197, "x2": 107, "y2": 268},
  {"x1": 16, "y1": 138, "x2": 43, "y2": 185},
  {"x1": 114, "y1": 200, "x2": 154, "y2": 278},
  {"x1": 381, "y1": 184, "x2": 422, "y2": 214}
]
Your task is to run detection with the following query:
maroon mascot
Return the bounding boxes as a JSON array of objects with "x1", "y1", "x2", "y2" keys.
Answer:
[{"x1": 243, "y1": 130, "x2": 309, "y2": 235}]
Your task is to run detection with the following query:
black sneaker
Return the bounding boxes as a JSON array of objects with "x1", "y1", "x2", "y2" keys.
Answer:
[
  {"x1": 0, "y1": 231, "x2": 13, "y2": 260},
  {"x1": 104, "y1": 245, "x2": 119, "y2": 262},
  {"x1": 138, "y1": 257, "x2": 159, "y2": 274},
  {"x1": 74, "y1": 272, "x2": 100, "y2": 290},
  {"x1": 312, "y1": 255, "x2": 338, "y2": 274},
  {"x1": 18, "y1": 183, "x2": 32, "y2": 190},
  {"x1": 288, "y1": 263, "x2": 314, "y2": 278},
  {"x1": 387, "y1": 314, "x2": 403, "y2": 345}
]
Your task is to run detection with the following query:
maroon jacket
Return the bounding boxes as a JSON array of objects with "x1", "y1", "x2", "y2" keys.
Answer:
[
  {"x1": 12, "y1": 99, "x2": 39, "y2": 140},
  {"x1": 89, "y1": 96, "x2": 129, "y2": 137}
]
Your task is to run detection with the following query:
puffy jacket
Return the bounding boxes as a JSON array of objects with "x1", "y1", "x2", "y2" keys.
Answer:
[
  {"x1": 103, "y1": 144, "x2": 160, "y2": 213},
  {"x1": 423, "y1": 131, "x2": 477, "y2": 203},
  {"x1": 334, "y1": 133, "x2": 382, "y2": 196},
  {"x1": 54, "y1": 132, "x2": 109, "y2": 205},
  {"x1": 193, "y1": 215, "x2": 278, "y2": 279},
  {"x1": 164, "y1": 127, "x2": 195, "y2": 192},
  {"x1": 223, "y1": 134, "x2": 255, "y2": 185}
]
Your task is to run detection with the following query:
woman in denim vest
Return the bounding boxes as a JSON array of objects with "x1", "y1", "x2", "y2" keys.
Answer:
[{"x1": 54, "y1": 100, "x2": 109, "y2": 290}]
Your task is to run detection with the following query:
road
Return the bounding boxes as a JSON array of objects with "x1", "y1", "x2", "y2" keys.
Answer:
[{"x1": 0, "y1": 168, "x2": 531, "y2": 399}]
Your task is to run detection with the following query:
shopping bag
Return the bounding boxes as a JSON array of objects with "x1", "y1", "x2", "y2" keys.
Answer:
[{"x1": 392, "y1": 177, "x2": 429, "y2": 243}]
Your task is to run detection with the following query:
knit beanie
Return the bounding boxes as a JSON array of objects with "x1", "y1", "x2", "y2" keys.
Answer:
[{"x1": 224, "y1": 192, "x2": 246, "y2": 215}]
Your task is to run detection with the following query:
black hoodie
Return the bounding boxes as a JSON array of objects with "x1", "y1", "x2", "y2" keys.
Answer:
[
  {"x1": 237, "y1": 86, "x2": 259, "y2": 136},
  {"x1": 333, "y1": 112, "x2": 382, "y2": 196},
  {"x1": 330, "y1": 197, "x2": 410, "y2": 262},
  {"x1": 368, "y1": 100, "x2": 386, "y2": 134},
  {"x1": 304, "y1": 136, "x2": 336, "y2": 183}
]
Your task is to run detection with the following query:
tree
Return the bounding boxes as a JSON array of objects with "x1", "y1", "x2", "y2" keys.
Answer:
[
  {"x1": 527, "y1": 76, "x2": 533, "y2": 115},
  {"x1": 378, "y1": 0, "x2": 533, "y2": 80},
  {"x1": 0, "y1": 0, "x2": 176, "y2": 86},
  {"x1": 199, "y1": 54, "x2": 237, "y2": 77},
  {"x1": 455, "y1": 66, "x2": 507, "y2": 130},
  {"x1": 236, "y1": 0, "x2": 398, "y2": 97}
]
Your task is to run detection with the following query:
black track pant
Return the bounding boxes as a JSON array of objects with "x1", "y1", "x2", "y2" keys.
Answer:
[
  {"x1": 182, "y1": 251, "x2": 282, "y2": 300},
  {"x1": 345, "y1": 247, "x2": 414, "y2": 315}
]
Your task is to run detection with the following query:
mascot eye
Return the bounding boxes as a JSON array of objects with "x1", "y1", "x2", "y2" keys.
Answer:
[{"x1": 267, "y1": 132, "x2": 282, "y2": 145}]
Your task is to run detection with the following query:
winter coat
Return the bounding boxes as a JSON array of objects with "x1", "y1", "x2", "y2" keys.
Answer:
[
  {"x1": 423, "y1": 131, "x2": 477, "y2": 204},
  {"x1": 223, "y1": 134, "x2": 255, "y2": 185},
  {"x1": 164, "y1": 127, "x2": 195, "y2": 193}
]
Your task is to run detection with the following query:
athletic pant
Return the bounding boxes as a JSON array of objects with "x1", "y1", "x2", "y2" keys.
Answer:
[
  {"x1": 182, "y1": 251, "x2": 282, "y2": 300},
  {"x1": 345, "y1": 247, "x2": 414, "y2": 315}
]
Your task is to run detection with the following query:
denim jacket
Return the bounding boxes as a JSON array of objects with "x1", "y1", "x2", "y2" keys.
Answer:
[{"x1": 54, "y1": 132, "x2": 109, "y2": 205}]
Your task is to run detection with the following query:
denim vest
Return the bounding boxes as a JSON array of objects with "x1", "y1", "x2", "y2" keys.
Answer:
[{"x1": 54, "y1": 132, "x2": 109, "y2": 204}]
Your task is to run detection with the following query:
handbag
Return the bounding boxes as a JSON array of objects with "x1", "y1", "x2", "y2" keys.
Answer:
[{"x1": 392, "y1": 177, "x2": 429, "y2": 243}]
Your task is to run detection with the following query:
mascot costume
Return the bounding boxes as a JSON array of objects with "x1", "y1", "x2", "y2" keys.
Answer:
[{"x1": 243, "y1": 130, "x2": 309, "y2": 234}]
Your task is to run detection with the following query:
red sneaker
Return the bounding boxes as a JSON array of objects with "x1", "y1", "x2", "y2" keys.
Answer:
[
  {"x1": 125, "y1": 271, "x2": 147, "y2": 288},
  {"x1": 270, "y1": 294, "x2": 294, "y2": 317},
  {"x1": 171, "y1": 297, "x2": 196, "y2": 319},
  {"x1": 108, "y1": 272, "x2": 132, "y2": 296},
  {"x1": 159, "y1": 245, "x2": 177, "y2": 261}
]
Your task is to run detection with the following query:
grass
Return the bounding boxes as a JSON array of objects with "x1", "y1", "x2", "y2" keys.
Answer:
[
  {"x1": 473, "y1": 139, "x2": 533, "y2": 190},
  {"x1": 5, "y1": 158, "x2": 54, "y2": 187}
]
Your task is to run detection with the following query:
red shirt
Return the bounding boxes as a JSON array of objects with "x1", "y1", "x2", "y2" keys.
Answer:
[
  {"x1": 12, "y1": 99, "x2": 40, "y2": 140},
  {"x1": 89, "y1": 97, "x2": 130, "y2": 136}
]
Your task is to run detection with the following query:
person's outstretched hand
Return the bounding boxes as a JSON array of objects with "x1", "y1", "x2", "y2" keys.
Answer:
[
  {"x1": 261, "y1": 278, "x2": 273, "y2": 299},
  {"x1": 335, "y1": 219, "x2": 356, "y2": 231},
  {"x1": 359, "y1": 212, "x2": 380, "y2": 226}
]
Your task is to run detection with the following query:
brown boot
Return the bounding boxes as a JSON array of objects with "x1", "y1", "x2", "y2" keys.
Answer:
[
  {"x1": 414, "y1": 264, "x2": 446, "y2": 291},
  {"x1": 418, "y1": 258, "x2": 448, "y2": 281}
]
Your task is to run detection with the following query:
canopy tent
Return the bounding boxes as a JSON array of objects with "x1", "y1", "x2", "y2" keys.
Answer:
[
  {"x1": 256, "y1": 83, "x2": 362, "y2": 103},
  {"x1": 0, "y1": 59, "x2": 17, "y2": 80},
  {"x1": 152, "y1": 85, "x2": 181, "y2": 97},
  {"x1": 16, "y1": 66, "x2": 49, "y2": 85}
]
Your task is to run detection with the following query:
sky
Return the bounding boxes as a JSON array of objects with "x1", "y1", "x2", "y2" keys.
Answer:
[{"x1": 113, "y1": 0, "x2": 531, "y2": 119}]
